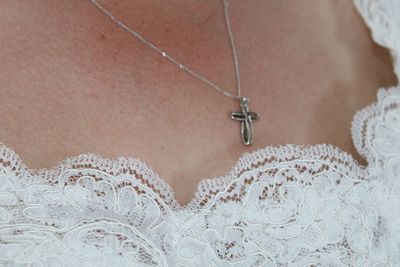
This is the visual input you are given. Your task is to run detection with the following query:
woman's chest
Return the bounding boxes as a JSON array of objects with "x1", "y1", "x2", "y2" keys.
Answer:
[{"x1": 0, "y1": 0, "x2": 396, "y2": 205}]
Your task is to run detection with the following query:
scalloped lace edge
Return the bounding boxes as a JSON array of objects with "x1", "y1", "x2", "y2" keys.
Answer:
[{"x1": 1, "y1": 87, "x2": 400, "y2": 211}]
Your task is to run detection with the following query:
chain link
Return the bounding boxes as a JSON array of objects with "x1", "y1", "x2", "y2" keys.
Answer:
[{"x1": 90, "y1": 0, "x2": 242, "y2": 100}]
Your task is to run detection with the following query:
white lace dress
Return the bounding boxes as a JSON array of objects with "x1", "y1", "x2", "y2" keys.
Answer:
[{"x1": 1, "y1": 1, "x2": 400, "y2": 266}]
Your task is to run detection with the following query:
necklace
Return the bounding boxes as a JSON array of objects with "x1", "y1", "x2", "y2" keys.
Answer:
[{"x1": 90, "y1": 0, "x2": 259, "y2": 145}]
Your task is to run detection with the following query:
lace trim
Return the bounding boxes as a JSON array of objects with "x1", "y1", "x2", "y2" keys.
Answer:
[
  {"x1": 0, "y1": 122, "x2": 376, "y2": 217},
  {"x1": 0, "y1": 135, "x2": 368, "y2": 214},
  {"x1": 2, "y1": 88, "x2": 400, "y2": 213},
  {"x1": 352, "y1": 87, "x2": 400, "y2": 165}
]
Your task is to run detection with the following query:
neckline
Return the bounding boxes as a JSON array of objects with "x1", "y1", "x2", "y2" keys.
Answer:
[
  {"x1": 0, "y1": 143, "x2": 368, "y2": 213},
  {"x1": 0, "y1": 87, "x2": 398, "y2": 211}
]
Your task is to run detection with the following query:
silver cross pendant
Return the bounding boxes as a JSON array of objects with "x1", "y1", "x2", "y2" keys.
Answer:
[{"x1": 231, "y1": 97, "x2": 259, "y2": 146}]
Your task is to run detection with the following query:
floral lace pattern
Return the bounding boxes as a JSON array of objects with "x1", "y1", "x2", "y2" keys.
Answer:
[
  {"x1": 1, "y1": 1, "x2": 400, "y2": 266},
  {"x1": 0, "y1": 87, "x2": 399, "y2": 266}
]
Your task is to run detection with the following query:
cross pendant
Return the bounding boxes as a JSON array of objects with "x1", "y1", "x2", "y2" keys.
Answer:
[{"x1": 231, "y1": 97, "x2": 259, "y2": 146}]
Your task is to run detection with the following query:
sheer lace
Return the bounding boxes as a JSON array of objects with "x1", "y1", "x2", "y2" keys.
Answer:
[{"x1": 1, "y1": 0, "x2": 400, "y2": 266}]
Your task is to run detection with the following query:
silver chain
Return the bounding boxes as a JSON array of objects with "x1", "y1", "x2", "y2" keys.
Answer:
[{"x1": 90, "y1": 0, "x2": 242, "y2": 100}]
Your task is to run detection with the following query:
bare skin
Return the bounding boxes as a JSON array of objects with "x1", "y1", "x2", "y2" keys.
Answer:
[{"x1": 0, "y1": 0, "x2": 397, "y2": 205}]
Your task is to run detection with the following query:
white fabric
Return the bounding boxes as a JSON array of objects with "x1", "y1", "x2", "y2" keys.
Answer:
[{"x1": 1, "y1": 1, "x2": 400, "y2": 266}]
